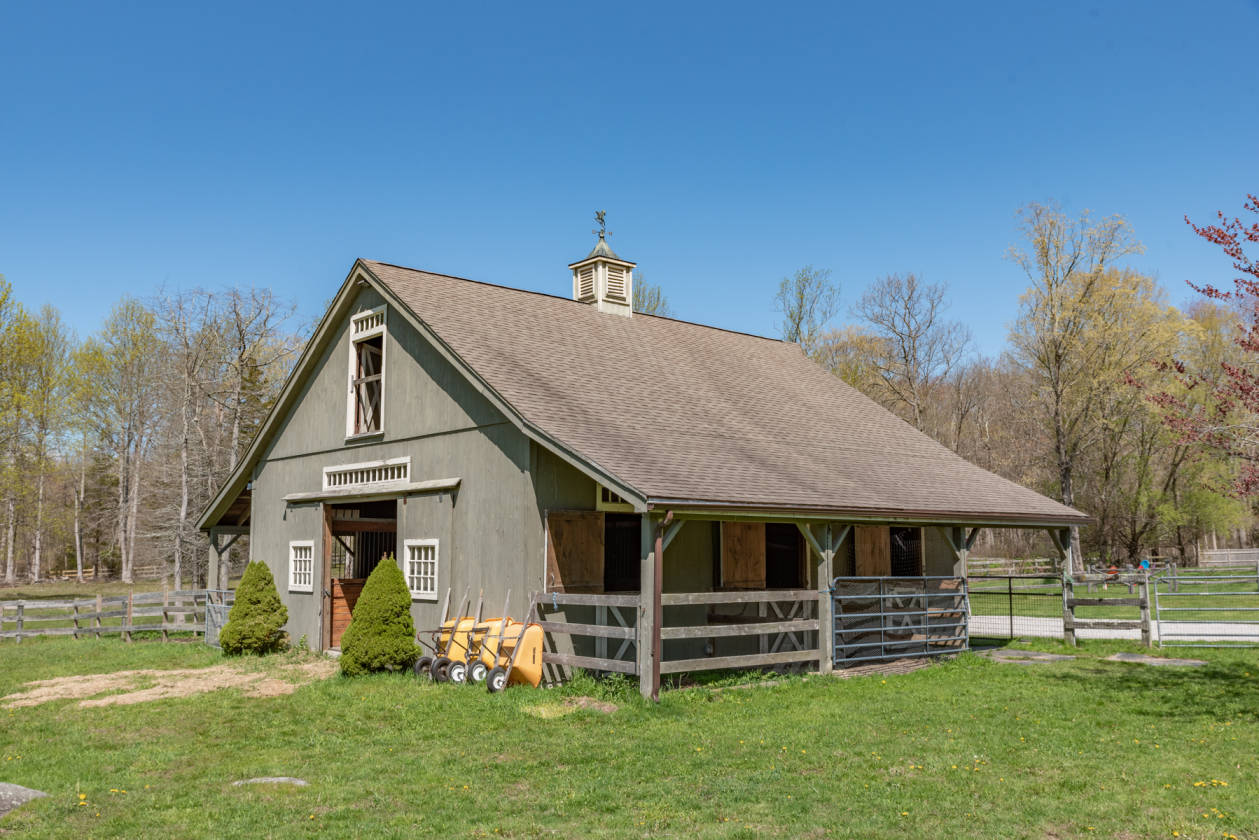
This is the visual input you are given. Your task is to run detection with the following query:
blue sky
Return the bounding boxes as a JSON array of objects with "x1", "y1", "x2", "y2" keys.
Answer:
[{"x1": 2, "y1": 1, "x2": 1257, "y2": 355}]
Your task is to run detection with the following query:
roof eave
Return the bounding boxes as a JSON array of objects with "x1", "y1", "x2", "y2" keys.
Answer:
[{"x1": 643, "y1": 498, "x2": 1092, "y2": 528}]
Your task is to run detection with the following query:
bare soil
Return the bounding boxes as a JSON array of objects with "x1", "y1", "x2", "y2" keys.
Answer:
[{"x1": 2, "y1": 658, "x2": 338, "y2": 709}]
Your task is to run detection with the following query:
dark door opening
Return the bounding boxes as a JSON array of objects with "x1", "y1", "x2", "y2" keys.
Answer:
[
  {"x1": 890, "y1": 527, "x2": 923, "y2": 576},
  {"x1": 604, "y1": 513, "x2": 641, "y2": 592},
  {"x1": 327, "y1": 499, "x2": 397, "y2": 647},
  {"x1": 765, "y1": 523, "x2": 805, "y2": 589}
]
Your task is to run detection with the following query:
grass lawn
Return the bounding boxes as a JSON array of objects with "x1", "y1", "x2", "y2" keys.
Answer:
[{"x1": 1, "y1": 637, "x2": 1256, "y2": 839}]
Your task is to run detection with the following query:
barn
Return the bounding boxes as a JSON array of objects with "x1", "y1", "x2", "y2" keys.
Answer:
[{"x1": 198, "y1": 233, "x2": 1088, "y2": 698}]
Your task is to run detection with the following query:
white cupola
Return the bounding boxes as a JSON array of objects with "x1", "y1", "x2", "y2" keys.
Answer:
[{"x1": 569, "y1": 211, "x2": 635, "y2": 317}]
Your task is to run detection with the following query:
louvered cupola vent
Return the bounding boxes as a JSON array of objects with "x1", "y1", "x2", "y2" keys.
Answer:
[{"x1": 569, "y1": 212, "x2": 636, "y2": 317}]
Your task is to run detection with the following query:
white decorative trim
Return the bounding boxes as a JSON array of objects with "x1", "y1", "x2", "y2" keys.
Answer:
[
  {"x1": 322, "y1": 457, "x2": 411, "y2": 491},
  {"x1": 404, "y1": 538, "x2": 439, "y2": 600},
  {"x1": 350, "y1": 305, "x2": 386, "y2": 339},
  {"x1": 289, "y1": 540, "x2": 315, "y2": 593},
  {"x1": 595, "y1": 485, "x2": 634, "y2": 512}
]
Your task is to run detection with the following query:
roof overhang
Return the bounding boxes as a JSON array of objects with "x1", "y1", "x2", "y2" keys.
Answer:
[
  {"x1": 644, "y1": 499, "x2": 1092, "y2": 529},
  {"x1": 282, "y1": 477, "x2": 461, "y2": 505}
]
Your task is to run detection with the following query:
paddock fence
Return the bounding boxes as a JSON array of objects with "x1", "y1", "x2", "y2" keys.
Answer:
[
  {"x1": 1152, "y1": 566, "x2": 1259, "y2": 649},
  {"x1": 0, "y1": 590, "x2": 220, "y2": 643}
]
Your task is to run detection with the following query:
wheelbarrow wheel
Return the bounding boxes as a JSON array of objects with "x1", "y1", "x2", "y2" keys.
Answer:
[
  {"x1": 448, "y1": 659, "x2": 468, "y2": 684},
  {"x1": 486, "y1": 666, "x2": 509, "y2": 693},
  {"x1": 467, "y1": 659, "x2": 488, "y2": 684},
  {"x1": 432, "y1": 656, "x2": 452, "y2": 683},
  {"x1": 413, "y1": 656, "x2": 434, "y2": 679}
]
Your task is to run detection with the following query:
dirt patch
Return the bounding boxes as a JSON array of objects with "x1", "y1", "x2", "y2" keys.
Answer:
[
  {"x1": 563, "y1": 696, "x2": 617, "y2": 714},
  {"x1": 2, "y1": 658, "x2": 337, "y2": 709},
  {"x1": 523, "y1": 695, "x2": 618, "y2": 719}
]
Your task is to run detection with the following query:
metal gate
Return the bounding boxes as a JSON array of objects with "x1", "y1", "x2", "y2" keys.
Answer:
[
  {"x1": 204, "y1": 589, "x2": 234, "y2": 648},
  {"x1": 831, "y1": 576, "x2": 969, "y2": 665},
  {"x1": 1152, "y1": 567, "x2": 1259, "y2": 648}
]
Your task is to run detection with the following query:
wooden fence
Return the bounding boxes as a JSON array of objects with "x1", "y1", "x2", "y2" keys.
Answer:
[
  {"x1": 1062, "y1": 575, "x2": 1151, "y2": 647},
  {"x1": 1199, "y1": 548, "x2": 1259, "y2": 569},
  {"x1": 533, "y1": 589, "x2": 820, "y2": 678},
  {"x1": 0, "y1": 590, "x2": 210, "y2": 643}
]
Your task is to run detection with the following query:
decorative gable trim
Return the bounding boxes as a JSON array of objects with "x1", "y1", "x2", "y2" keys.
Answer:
[{"x1": 323, "y1": 456, "x2": 410, "y2": 491}]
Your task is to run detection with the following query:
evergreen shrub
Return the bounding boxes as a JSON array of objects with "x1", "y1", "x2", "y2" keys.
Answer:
[
  {"x1": 339, "y1": 556, "x2": 420, "y2": 676},
  {"x1": 219, "y1": 560, "x2": 289, "y2": 655}
]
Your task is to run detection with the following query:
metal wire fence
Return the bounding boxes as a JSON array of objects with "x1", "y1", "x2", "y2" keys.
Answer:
[{"x1": 967, "y1": 575, "x2": 1063, "y2": 639}]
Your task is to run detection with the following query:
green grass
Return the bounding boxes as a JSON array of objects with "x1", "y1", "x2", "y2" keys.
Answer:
[{"x1": 1, "y1": 638, "x2": 1257, "y2": 838}]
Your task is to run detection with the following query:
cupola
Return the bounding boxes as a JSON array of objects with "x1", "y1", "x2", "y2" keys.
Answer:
[{"x1": 569, "y1": 211, "x2": 635, "y2": 317}]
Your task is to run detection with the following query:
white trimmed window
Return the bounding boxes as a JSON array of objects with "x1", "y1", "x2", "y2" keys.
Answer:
[
  {"x1": 347, "y1": 305, "x2": 386, "y2": 437},
  {"x1": 289, "y1": 541, "x2": 314, "y2": 593},
  {"x1": 404, "y1": 539, "x2": 439, "y2": 600}
]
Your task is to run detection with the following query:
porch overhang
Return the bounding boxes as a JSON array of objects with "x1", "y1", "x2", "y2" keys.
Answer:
[
  {"x1": 282, "y1": 477, "x2": 461, "y2": 505},
  {"x1": 643, "y1": 499, "x2": 1092, "y2": 529}
]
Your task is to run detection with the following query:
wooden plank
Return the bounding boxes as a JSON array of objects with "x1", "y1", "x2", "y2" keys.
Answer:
[
  {"x1": 720, "y1": 521, "x2": 766, "y2": 588},
  {"x1": 1069, "y1": 598, "x2": 1145, "y2": 608},
  {"x1": 536, "y1": 620, "x2": 635, "y2": 640},
  {"x1": 537, "y1": 592, "x2": 639, "y2": 607},
  {"x1": 660, "y1": 648, "x2": 820, "y2": 674},
  {"x1": 661, "y1": 589, "x2": 817, "y2": 606},
  {"x1": 854, "y1": 526, "x2": 890, "y2": 576},
  {"x1": 542, "y1": 651, "x2": 637, "y2": 675},
  {"x1": 1073, "y1": 619, "x2": 1144, "y2": 630},
  {"x1": 660, "y1": 618, "x2": 818, "y2": 640},
  {"x1": 546, "y1": 511, "x2": 604, "y2": 593}
]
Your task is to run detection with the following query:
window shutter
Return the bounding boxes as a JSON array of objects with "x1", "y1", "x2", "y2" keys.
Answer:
[
  {"x1": 720, "y1": 522, "x2": 766, "y2": 589},
  {"x1": 854, "y1": 526, "x2": 891, "y2": 576},
  {"x1": 546, "y1": 511, "x2": 605, "y2": 593}
]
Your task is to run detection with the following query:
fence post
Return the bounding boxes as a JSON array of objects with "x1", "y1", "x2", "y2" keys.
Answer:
[
  {"x1": 94, "y1": 594, "x2": 103, "y2": 639},
  {"x1": 15, "y1": 601, "x2": 24, "y2": 645},
  {"x1": 1062, "y1": 576, "x2": 1076, "y2": 647},
  {"x1": 1139, "y1": 574, "x2": 1152, "y2": 648},
  {"x1": 72, "y1": 601, "x2": 80, "y2": 640},
  {"x1": 161, "y1": 586, "x2": 170, "y2": 642},
  {"x1": 124, "y1": 591, "x2": 133, "y2": 643},
  {"x1": 1008, "y1": 576, "x2": 1014, "y2": 639}
]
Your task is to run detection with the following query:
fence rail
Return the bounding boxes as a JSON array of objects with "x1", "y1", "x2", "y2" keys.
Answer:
[
  {"x1": 1199, "y1": 548, "x2": 1259, "y2": 568},
  {"x1": 1153, "y1": 568, "x2": 1259, "y2": 649},
  {"x1": 0, "y1": 590, "x2": 214, "y2": 643}
]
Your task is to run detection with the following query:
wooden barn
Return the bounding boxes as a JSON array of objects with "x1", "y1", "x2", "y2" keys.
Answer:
[{"x1": 198, "y1": 233, "x2": 1088, "y2": 698}]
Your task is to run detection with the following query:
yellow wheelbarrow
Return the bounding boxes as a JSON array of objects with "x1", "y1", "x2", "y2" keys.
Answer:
[{"x1": 475, "y1": 592, "x2": 544, "y2": 693}]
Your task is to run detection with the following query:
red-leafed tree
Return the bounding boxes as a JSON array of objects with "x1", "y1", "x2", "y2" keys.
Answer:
[{"x1": 1153, "y1": 194, "x2": 1259, "y2": 494}]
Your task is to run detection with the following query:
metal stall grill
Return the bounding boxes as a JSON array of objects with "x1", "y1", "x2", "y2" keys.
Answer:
[
  {"x1": 831, "y1": 576, "x2": 968, "y2": 666},
  {"x1": 967, "y1": 575, "x2": 1064, "y2": 639}
]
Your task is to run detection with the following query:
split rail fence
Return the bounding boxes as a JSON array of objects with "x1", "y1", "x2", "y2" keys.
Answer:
[{"x1": 0, "y1": 590, "x2": 218, "y2": 643}]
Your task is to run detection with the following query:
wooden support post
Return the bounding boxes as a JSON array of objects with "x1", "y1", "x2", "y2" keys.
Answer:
[
  {"x1": 15, "y1": 601, "x2": 23, "y2": 645},
  {"x1": 800, "y1": 522, "x2": 847, "y2": 676},
  {"x1": 162, "y1": 586, "x2": 170, "y2": 642},
  {"x1": 637, "y1": 513, "x2": 664, "y2": 701},
  {"x1": 124, "y1": 591, "x2": 134, "y2": 643},
  {"x1": 1062, "y1": 575, "x2": 1076, "y2": 647},
  {"x1": 1139, "y1": 575, "x2": 1152, "y2": 648},
  {"x1": 207, "y1": 530, "x2": 221, "y2": 591},
  {"x1": 94, "y1": 594, "x2": 103, "y2": 639},
  {"x1": 72, "y1": 600, "x2": 80, "y2": 640}
]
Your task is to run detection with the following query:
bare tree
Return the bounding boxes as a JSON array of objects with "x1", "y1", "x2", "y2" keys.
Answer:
[
  {"x1": 25, "y1": 306, "x2": 70, "y2": 581},
  {"x1": 852, "y1": 273, "x2": 972, "y2": 432},
  {"x1": 775, "y1": 266, "x2": 840, "y2": 357},
  {"x1": 632, "y1": 273, "x2": 672, "y2": 316}
]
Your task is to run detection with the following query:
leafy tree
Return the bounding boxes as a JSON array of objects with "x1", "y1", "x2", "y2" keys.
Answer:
[
  {"x1": 339, "y1": 558, "x2": 420, "y2": 676},
  {"x1": 774, "y1": 265, "x2": 839, "y2": 357},
  {"x1": 1007, "y1": 202, "x2": 1143, "y2": 569},
  {"x1": 219, "y1": 560, "x2": 288, "y2": 655},
  {"x1": 1153, "y1": 194, "x2": 1259, "y2": 495}
]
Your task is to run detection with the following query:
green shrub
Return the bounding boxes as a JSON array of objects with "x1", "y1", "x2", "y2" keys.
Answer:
[
  {"x1": 219, "y1": 561, "x2": 289, "y2": 655},
  {"x1": 339, "y1": 556, "x2": 420, "y2": 676}
]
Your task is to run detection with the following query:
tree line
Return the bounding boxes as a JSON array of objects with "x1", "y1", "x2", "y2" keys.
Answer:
[
  {"x1": 0, "y1": 283, "x2": 300, "y2": 586},
  {"x1": 772, "y1": 199, "x2": 1256, "y2": 564}
]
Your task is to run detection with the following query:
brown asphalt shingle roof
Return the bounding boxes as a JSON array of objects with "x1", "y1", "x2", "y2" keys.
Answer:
[{"x1": 365, "y1": 260, "x2": 1088, "y2": 525}]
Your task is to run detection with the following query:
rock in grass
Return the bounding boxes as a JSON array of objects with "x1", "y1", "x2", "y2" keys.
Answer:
[
  {"x1": 232, "y1": 777, "x2": 308, "y2": 787},
  {"x1": 0, "y1": 783, "x2": 48, "y2": 818}
]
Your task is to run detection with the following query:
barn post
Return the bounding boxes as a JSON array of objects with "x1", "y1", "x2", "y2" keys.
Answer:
[
  {"x1": 800, "y1": 522, "x2": 848, "y2": 676},
  {"x1": 638, "y1": 513, "x2": 664, "y2": 701},
  {"x1": 207, "y1": 529, "x2": 221, "y2": 591}
]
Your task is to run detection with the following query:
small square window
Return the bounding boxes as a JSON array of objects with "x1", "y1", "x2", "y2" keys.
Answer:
[
  {"x1": 289, "y1": 541, "x2": 315, "y2": 593},
  {"x1": 405, "y1": 539, "x2": 439, "y2": 600}
]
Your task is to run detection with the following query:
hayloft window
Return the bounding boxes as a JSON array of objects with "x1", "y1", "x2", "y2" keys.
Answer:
[{"x1": 347, "y1": 306, "x2": 386, "y2": 437}]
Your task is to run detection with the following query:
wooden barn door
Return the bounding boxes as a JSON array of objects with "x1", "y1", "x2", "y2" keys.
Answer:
[
  {"x1": 546, "y1": 511, "x2": 604, "y2": 592},
  {"x1": 854, "y1": 526, "x2": 891, "y2": 576}
]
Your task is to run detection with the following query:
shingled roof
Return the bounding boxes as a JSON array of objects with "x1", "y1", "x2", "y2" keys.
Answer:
[{"x1": 362, "y1": 260, "x2": 1087, "y2": 526}]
